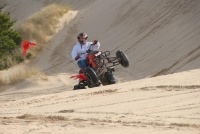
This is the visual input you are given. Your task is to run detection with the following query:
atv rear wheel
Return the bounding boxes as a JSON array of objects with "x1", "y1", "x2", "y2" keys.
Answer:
[
  {"x1": 107, "y1": 72, "x2": 117, "y2": 84},
  {"x1": 100, "y1": 70, "x2": 117, "y2": 86},
  {"x1": 116, "y1": 50, "x2": 129, "y2": 68},
  {"x1": 84, "y1": 67, "x2": 99, "y2": 86}
]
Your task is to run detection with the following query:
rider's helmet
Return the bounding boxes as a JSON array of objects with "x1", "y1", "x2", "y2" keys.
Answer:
[{"x1": 77, "y1": 32, "x2": 88, "y2": 44}]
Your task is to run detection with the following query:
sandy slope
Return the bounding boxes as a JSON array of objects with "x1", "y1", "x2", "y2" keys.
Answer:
[
  {"x1": 37, "y1": 0, "x2": 200, "y2": 80},
  {"x1": 0, "y1": 69, "x2": 200, "y2": 133},
  {"x1": 1, "y1": 0, "x2": 200, "y2": 133},
  {"x1": 3, "y1": 0, "x2": 199, "y2": 80}
]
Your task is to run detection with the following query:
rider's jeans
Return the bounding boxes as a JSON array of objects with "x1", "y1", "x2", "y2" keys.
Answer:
[{"x1": 77, "y1": 59, "x2": 88, "y2": 69}]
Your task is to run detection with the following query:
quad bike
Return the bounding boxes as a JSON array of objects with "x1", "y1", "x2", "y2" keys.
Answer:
[{"x1": 70, "y1": 50, "x2": 129, "y2": 90}]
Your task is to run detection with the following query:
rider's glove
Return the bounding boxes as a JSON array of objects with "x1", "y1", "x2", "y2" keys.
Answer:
[
  {"x1": 86, "y1": 49, "x2": 91, "y2": 53},
  {"x1": 92, "y1": 40, "x2": 98, "y2": 45},
  {"x1": 75, "y1": 55, "x2": 81, "y2": 61}
]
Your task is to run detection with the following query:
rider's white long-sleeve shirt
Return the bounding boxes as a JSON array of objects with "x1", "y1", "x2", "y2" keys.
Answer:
[{"x1": 71, "y1": 42, "x2": 100, "y2": 61}]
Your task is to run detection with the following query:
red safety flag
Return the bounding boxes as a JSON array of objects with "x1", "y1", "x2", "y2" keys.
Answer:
[
  {"x1": 70, "y1": 74, "x2": 87, "y2": 81},
  {"x1": 22, "y1": 40, "x2": 37, "y2": 57}
]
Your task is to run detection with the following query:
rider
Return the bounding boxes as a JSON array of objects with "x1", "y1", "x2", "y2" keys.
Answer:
[{"x1": 71, "y1": 32, "x2": 100, "y2": 70}]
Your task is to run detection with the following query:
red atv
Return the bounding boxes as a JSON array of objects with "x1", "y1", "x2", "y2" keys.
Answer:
[{"x1": 70, "y1": 50, "x2": 129, "y2": 90}]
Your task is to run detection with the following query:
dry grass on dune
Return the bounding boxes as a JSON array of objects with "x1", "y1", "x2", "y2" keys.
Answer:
[
  {"x1": 0, "y1": 64, "x2": 46, "y2": 85},
  {"x1": 17, "y1": 3, "x2": 70, "y2": 55},
  {"x1": 0, "y1": 48, "x2": 22, "y2": 69},
  {"x1": 0, "y1": 4, "x2": 70, "y2": 85}
]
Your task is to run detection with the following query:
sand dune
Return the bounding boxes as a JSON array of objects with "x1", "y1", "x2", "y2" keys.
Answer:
[
  {"x1": 0, "y1": 0, "x2": 200, "y2": 133},
  {"x1": 3, "y1": 0, "x2": 200, "y2": 79}
]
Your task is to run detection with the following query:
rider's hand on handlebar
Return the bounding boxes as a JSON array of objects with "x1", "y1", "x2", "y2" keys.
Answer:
[
  {"x1": 92, "y1": 40, "x2": 98, "y2": 45},
  {"x1": 75, "y1": 55, "x2": 81, "y2": 61}
]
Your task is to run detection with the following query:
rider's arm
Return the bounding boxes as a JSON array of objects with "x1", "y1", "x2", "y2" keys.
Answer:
[
  {"x1": 71, "y1": 45, "x2": 78, "y2": 61},
  {"x1": 90, "y1": 41, "x2": 100, "y2": 51}
]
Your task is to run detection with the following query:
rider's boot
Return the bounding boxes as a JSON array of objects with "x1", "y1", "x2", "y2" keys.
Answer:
[{"x1": 73, "y1": 81, "x2": 86, "y2": 90}]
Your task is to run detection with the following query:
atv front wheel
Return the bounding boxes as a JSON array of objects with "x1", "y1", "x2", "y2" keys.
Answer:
[{"x1": 116, "y1": 50, "x2": 129, "y2": 68}]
